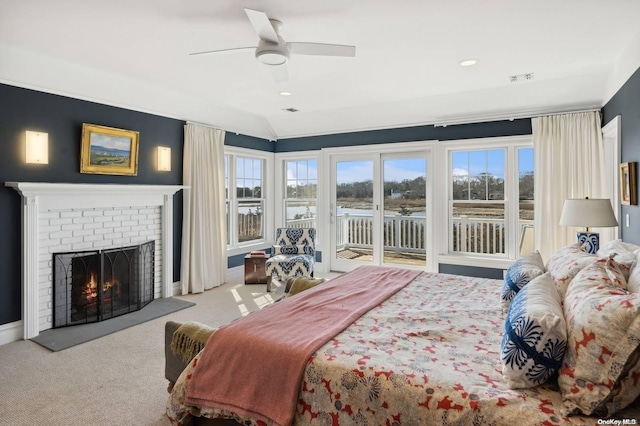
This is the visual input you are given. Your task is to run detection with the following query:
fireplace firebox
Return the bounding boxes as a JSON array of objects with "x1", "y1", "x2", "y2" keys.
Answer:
[{"x1": 52, "y1": 241, "x2": 155, "y2": 327}]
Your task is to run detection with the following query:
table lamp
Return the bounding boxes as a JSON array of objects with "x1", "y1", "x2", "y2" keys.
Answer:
[{"x1": 559, "y1": 197, "x2": 618, "y2": 254}]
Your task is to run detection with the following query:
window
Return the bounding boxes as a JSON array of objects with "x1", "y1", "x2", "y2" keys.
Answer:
[
  {"x1": 284, "y1": 159, "x2": 317, "y2": 228},
  {"x1": 518, "y1": 147, "x2": 535, "y2": 255},
  {"x1": 225, "y1": 150, "x2": 269, "y2": 248},
  {"x1": 447, "y1": 140, "x2": 534, "y2": 258},
  {"x1": 236, "y1": 156, "x2": 264, "y2": 243}
]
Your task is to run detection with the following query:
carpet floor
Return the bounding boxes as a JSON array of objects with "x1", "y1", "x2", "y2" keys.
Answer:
[{"x1": 0, "y1": 270, "x2": 292, "y2": 426}]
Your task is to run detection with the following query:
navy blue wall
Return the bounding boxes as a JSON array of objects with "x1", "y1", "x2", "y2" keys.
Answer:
[
  {"x1": 603, "y1": 67, "x2": 640, "y2": 245},
  {"x1": 226, "y1": 132, "x2": 275, "y2": 152},
  {"x1": 0, "y1": 83, "x2": 186, "y2": 325},
  {"x1": 276, "y1": 120, "x2": 531, "y2": 152},
  {"x1": 439, "y1": 264, "x2": 505, "y2": 280}
]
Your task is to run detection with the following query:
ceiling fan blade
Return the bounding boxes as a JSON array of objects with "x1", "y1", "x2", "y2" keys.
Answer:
[
  {"x1": 244, "y1": 8, "x2": 279, "y2": 43},
  {"x1": 189, "y1": 46, "x2": 255, "y2": 56},
  {"x1": 288, "y1": 42, "x2": 356, "y2": 57},
  {"x1": 270, "y1": 63, "x2": 289, "y2": 83}
]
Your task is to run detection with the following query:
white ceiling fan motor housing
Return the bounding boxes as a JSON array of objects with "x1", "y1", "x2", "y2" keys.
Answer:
[
  {"x1": 255, "y1": 19, "x2": 289, "y2": 65},
  {"x1": 255, "y1": 39, "x2": 290, "y2": 65}
]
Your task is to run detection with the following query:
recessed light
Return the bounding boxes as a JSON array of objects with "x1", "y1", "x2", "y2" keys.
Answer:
[
  {"x1": 459, "y1": 59, "x2": 477, "y2": 67},
  {"x1": 279, "y1": 91, "x2": 292, "y2": 96}
]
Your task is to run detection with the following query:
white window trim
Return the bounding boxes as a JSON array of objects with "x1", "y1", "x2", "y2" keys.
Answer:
[
  {"x1": 274, "y1": 150, "x2": 321, "y2": 229},
  {"x1": 274, "y1": 151, "x2": 323, "y2": 270},
  {"x1": 436, "y1": 135, "x2": 533, "y2": 269},
  {"x1": 321, "y1": 140, "x2": 437, "y2": 273},
  {"x1": 225, "y1": 146, "x2": 275, "y2": 257}
]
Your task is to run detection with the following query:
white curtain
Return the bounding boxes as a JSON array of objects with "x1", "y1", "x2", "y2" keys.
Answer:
[
  {"x1": 181, "y1": 123, "x2": 227, "y2": 294},
  {"x1": 533, "y1": 111, "x2": 614, "y2": 262}
]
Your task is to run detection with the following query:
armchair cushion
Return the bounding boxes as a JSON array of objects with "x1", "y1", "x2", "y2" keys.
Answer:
[{"x1": 267, "y1": 228, "x2": 316, "y2": 280}]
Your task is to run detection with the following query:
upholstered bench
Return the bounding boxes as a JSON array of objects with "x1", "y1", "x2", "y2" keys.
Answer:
[{"x1": 165, "y1": 321, "x2": 216, "y2": 391}]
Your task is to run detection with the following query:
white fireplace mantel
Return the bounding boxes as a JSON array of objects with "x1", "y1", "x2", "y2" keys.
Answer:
[{"x1": 6, "y1": 182, "x2": 185, "y2": 339}]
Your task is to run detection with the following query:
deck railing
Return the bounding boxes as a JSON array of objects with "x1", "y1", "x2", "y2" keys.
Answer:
[
  {"x1": 242, "y1": 212, "x2": 533, "y2": 256},
  {"x1": 334, "y1": 213, "x2": 533, "y2": 255}
]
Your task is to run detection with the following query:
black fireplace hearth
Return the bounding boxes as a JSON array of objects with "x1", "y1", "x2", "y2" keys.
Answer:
[{"x1": 52, "y1": 241, "x2": 155, "y2": 328}]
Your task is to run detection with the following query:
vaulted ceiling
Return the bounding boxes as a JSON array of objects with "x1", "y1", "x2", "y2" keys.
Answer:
[{"x1": 1, "y1": 0, "x2": 639, "y2": 140}]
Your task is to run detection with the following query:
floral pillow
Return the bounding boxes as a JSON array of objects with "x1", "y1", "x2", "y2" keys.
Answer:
[
  {"x1": 501, "y1": 272, "x2": 567, "y2": 389},
  {"x1": 559, "y1": 257, "x2": 640, "y2": 416},
  {"x1": 546, "y1": 243, "x2": 596, "y2": 300},
  {"x1": 500, "y1": 251, "x2": 545, "y2": 312}
]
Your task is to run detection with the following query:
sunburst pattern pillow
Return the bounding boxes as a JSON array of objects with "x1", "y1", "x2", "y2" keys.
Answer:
[
  {"x1": 500, "y1": 251, "x2": 545, "y2": 312},
  {"x1": 501, "y1": 272, "x2": 567, "y2": 389}
]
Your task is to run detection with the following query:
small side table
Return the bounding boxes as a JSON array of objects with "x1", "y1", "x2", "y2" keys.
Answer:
[{"x1": 244, "y1": 255, "x2": 271, "y2": 290}]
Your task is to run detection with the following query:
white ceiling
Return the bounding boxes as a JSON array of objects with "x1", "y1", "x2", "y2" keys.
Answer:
[{"x1": 1, "y1": 0, "x2": 640, "y2": 141}]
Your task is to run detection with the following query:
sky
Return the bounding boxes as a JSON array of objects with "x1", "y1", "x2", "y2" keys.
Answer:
[
  {"x1": 90, "y1": 134, "x2": 131, "y2": 151},
  {"x1": 284, "y1": 148, "x2": 534, "y2": 185},
  {"x1": 335, "y1": 149, "x2": 533, "y2": 184},
  {"x1": 337, "y1": 158, "x2": 426, "y2": 184},
  {"x1": 452, "y1": 148, "x2": 533, "y2": 176}
]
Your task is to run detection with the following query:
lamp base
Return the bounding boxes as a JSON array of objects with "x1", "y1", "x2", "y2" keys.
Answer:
[{"x1": 577, "y1": 232, "x2": 599, "y2": 254}]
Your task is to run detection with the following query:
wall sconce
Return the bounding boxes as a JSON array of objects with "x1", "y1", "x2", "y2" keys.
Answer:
[
  {"x1": 157, "y1": 146, "x2": 171, "y2": 171},
  {"x1": 25, "y1": 131, "x2": 49, "y2": 164}
]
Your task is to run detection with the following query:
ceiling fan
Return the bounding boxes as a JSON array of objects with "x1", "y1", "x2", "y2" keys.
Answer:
[{"x1": 189, "y1": 8, "x2": 356, "y2": 82}]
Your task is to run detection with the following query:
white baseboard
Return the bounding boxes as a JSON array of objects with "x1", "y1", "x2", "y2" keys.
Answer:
[
  {"x1": 171, "y1": 281, "x2": 181, "y2": 296},
  {"x1": 0, "y1": 321, "x2": 23, "y2": 346}
]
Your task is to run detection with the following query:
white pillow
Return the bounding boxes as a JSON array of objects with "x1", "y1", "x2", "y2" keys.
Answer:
[
  {"x1": 597, "y1": 239, "x2": 638, "y2": 282},
  {"x1": 500, "y1": 272, "x2": 567, "y2": 389},
  {"x1": 627, "y1": 250, "x2": 640, "y2": 293},
  {"x1": 597, "y1": 239, "x2": 640, "y2": 256}
]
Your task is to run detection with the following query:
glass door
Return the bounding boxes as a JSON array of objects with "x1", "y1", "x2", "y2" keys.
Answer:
[
  {"x1": 330, "y1": 157, "x2": 377, "y2": 271},
  {"x1": 329, "y1": 151, "x2": 429, "y2": 272},
  {"x1": 381, "y1": 156, "x2": 427, "y2": 266}
]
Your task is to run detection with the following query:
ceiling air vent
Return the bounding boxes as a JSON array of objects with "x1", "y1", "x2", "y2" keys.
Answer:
[
  {"x1": 509, "y1": 73, "x2": 534, "y2": 83},
  {"x1": 283, "y1": 107, "x2": 299, "y2": 112}
]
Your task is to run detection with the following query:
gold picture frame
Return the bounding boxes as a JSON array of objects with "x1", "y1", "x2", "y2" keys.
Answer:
[
  {"x1": 80, "y1": 123, "x2": 139, "y2": 176},
  {"x1": 619, "y1": 162, "x2": 637, "y2": 205}
]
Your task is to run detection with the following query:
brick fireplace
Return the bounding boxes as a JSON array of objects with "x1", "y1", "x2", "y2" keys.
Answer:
[{"x1": 6, "y1": 183, "x2": 183, "y2": 339}]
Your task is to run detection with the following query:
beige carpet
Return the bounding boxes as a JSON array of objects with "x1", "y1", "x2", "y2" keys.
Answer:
[{"x1": 0, "y1": 271, "x2": 288, "y2": 426}]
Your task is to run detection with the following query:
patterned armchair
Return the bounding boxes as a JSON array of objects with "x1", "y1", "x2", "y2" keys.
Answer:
[{"x1": 265, "y1": 228, "x2": 316, "y2": 282}]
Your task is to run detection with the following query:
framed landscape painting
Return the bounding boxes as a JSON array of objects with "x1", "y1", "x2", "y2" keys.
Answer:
[
  {"x1": 80, "y1": 123, "x2": 139, "y2": 175},
  {"x1": 620, "y1": 161, "x2": 637, "y2": 205}
]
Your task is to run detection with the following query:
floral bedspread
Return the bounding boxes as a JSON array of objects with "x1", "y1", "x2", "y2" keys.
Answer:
[{"x1": 167, "y1": 272, "x2": 629, "y2": 425}]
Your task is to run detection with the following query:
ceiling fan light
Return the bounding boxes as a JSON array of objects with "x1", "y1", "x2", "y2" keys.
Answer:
[
  {"x1": 257, "y1": 50, "x2": 288, "y2": 65},
  {"x1": 459, "y1": 58, "x2": 478, "y2": 67},
  {"x1": 256, "y1": 39, "x2": 289, "y2": 65}
]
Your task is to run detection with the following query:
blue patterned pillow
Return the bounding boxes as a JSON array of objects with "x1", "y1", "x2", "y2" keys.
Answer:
[
  {"x1": 501, "y1": 251, "x2": 545, "y2": 312},
  {"x1": 500, "y1": 272, "x2": 567, "y2": 389}
]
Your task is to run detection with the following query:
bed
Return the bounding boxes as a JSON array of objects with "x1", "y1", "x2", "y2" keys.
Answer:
[{"x1": 166, "y1": 245, "x2": 640, "y2": 425}]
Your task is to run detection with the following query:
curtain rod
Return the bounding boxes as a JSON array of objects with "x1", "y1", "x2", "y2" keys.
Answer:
[
  {"x1": 186, "y1": 120, "x2": 223, "y2": 131},
  {"x1": 432, "y1": 108, "x2": 601, "y2": 128}
]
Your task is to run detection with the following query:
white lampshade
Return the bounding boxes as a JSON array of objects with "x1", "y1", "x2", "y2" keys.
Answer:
[
  {"x1": 25, "y1": 131, "x2": 48, "y2": 164},
  {"x1": 157, "y1": 146, "x2": 171, "y2": 171},
  {"x1": 559, "y1": 198, "x2": 618, "y2": 229}
]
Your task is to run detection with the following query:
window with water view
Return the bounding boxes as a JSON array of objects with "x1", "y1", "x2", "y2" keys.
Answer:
[
  {"x1": 449, "y1": 146, "x2": 534, "y2": 256},
  {"x1": 285, "y1": 159, "x2": 317, "y2": 229}
]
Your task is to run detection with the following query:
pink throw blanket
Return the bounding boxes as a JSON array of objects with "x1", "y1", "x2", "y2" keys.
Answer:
[{"x1": 184, "y1": 266, "x2": 421, "y2": 426}]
